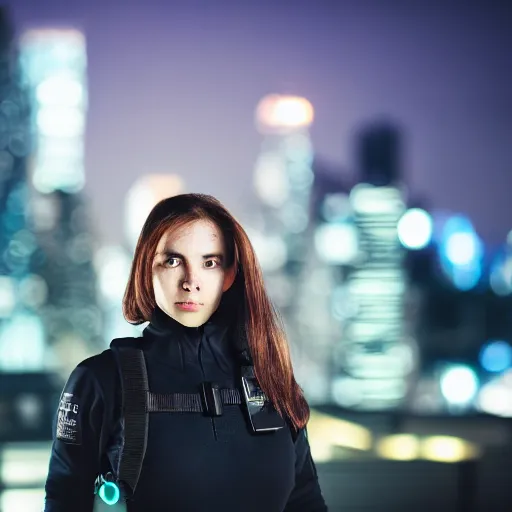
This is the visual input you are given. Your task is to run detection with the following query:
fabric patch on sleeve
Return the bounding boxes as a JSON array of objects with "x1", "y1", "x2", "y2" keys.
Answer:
[{"x1": 56, "y1": 392, "x2": 82, "y2": 445}]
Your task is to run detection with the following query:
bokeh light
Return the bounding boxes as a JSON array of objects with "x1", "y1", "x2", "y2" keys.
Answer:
[
  {"x1": 489, "y1": 250, "x2": 512, "y2": 296},
  {"x1": 479, "y1": 340, "x2": 512, "y2": 373},
  {"x1": 314, "y1": 223, "x2": 358, "y2": 265},
  {"x1": 439, "y1": 215, "x2": 483, "y2": 290},
  {"x1": 477, "y1": 376, "x2": 512, "y2": 417},
  {"x1": 439, "y1": 365, "x2": 479, "y2": 406},
  {"x1": 420, "y1": 436, "x2": 480, "y2": 463},
  {"x1": 397, "y1": 208, "x2": 433, "y2": 250},
  {"x1": 376, "y1": 434, "x2": 420, "y2": 461},
  {"x1": 255, "y1": 94, "x2": 314, "y2": 132}
]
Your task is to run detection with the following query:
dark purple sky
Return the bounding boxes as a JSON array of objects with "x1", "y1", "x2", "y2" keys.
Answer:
[{"x1": 9, "y1": 0, "x2": 512, "y2": 246}]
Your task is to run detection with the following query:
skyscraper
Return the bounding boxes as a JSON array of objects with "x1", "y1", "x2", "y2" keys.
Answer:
[
  {"x1": 19, "y1": 28, "x2": 102, "y2": 369},
  {"x1": 0, "y1": 13, "x2": 62, "y2": 508},
  {"x1": 0, "y1": 8, "x2": 48, "y2": 371},
  {"x1": 251, "y1": 94, "x2": 335, "y2": 401},
  {"x1": 331, "y1": 123, "x2": 418, "y2": 411}
]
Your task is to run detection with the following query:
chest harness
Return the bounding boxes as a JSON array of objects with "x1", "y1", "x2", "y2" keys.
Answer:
[{"x1": 94, "y1": 341, "x2": 286, "y2": 508}]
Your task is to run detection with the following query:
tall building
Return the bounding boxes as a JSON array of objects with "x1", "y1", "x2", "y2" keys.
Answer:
[
  {"x1": 19, "y1": 28, "x2": 102, "y2": 370},
  {"x1": 252, "y1": 94, "x2": 315, "y2": 292},
  {"x1": 331, "y1": 123, "x2": 419, "y2": 411},
  {"x1": 253, "y1": 94, "x2": 315, "y2": 249},
  {"x1": 0, "y1": 8, "x2": 48, "y2": 371},
  {"x1": 0, "y1": 12, "x2": 65, "y2": 509},
  {"x1": 305, "y1": 164, "x2": 360, "y2": 404},
  {"x1": 250, "y1": 94, "x2": 337, "y2": 401}
]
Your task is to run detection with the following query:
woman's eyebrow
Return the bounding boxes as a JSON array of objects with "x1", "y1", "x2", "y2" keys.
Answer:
[
  {"x1": 153, "y1": 250, "x2": 182, "y2": 261},
  {"x1": 202, "y1": 253, "x2": 224, "y2": 261},
  {"x1": 156, "y1": 251, "x2": 224, "y2": 260}
]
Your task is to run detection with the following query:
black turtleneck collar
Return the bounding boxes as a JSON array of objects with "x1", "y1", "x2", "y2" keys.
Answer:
[
  {"x1": 147, "y1": 305, "x2": 200, "y2": 338},
  {"x1": 140, "y1": 281, "x2": 248, "y2": 378},
  {"x1": 146, "y1": 305, "x2": 232, "y2": 380}
]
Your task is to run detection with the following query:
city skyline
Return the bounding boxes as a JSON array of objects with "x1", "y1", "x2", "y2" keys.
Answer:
[{"x1": 8, "y1": 0, "x2": 512, "y2": 246}]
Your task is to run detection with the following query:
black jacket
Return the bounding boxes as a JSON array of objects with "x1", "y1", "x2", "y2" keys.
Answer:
[{"x1": 44, "y1": 306, "x2": 327, "y2": 511}]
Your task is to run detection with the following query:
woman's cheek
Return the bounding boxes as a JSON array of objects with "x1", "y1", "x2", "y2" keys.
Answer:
[{"x1": 208, "y1": 270, "x2": 225, "y2": 287}]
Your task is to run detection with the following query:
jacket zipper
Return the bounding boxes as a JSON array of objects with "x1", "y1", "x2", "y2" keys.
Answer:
[{"x1": 197, "y1": 326, "x2": 218, "y2": 441}]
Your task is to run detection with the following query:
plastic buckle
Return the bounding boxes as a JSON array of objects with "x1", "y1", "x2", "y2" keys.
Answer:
[{"x1": 201, "y1": 382, "x2": 223, "y2": 417}]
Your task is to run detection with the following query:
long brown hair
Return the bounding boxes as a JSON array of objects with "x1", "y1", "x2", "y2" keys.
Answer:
[{"x1": 123, "y1": 193, "x2": 310, "y2": 430}]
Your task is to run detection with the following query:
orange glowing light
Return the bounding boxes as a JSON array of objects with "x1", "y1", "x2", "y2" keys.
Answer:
[{"x1": 255, "y1": 94, "x2": 314, "y2": 132}]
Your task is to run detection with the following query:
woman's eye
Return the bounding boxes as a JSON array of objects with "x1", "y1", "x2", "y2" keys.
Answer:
[
  {"x1": 166, "y1": 258, "x2": 180, "y2": 268},
  {"x1": 204, "y1": 259, "x2": 219, "y2": 269}
]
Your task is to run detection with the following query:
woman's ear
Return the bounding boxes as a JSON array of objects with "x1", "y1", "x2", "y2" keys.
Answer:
[{"x1": 222, "y1": 264, "x2": 237, "y2": 292}]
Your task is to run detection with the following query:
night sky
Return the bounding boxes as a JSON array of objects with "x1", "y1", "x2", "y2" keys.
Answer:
[{"x1": 8, "y1": 0, "x2": 512, "y2": 246}]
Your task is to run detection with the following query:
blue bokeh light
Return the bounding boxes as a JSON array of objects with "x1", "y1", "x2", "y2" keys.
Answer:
[
  {"x1": 439, "y1": 215, "x2": 483, "y2": 291},
  {"x1": 479, "y1": 340, "x2": 512, "y2": 373}
]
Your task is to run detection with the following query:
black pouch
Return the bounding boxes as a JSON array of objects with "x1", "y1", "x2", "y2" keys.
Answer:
[{"x1": 241, "y1": 366, "x2": 285, "y2": 432}]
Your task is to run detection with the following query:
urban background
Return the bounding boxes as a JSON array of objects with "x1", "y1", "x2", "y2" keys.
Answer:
[{"x1": 0, "y1": 1, "x2": 511, "y2": 511}]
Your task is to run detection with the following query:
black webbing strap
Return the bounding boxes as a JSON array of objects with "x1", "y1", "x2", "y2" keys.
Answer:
[
  {"x1": 220, "y1": 388, "x2": 241, "y2": 406},
  {"x1": 117, "y1": 348, "x2": 149, "y2": 496},
  {"x1": 115, "y1": 347, "x2": 243, "y2": 496},
  {"x1": 147, "y1": 388, "x2": 242, "y2": 412}
]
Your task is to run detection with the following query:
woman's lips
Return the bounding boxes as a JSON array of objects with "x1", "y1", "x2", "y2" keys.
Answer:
[{"x1": 175, "y1": 302, "x2": 202, "y2": 312}]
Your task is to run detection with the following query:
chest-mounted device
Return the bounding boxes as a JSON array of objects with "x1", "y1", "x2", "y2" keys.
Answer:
[{"x1": 241, "y1": 365, "x2": 285, "y2": 432}]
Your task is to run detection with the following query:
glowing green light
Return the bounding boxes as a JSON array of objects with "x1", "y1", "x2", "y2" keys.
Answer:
[{"x1": 98, "y1": 481, "x2": 120, "y2": 505}]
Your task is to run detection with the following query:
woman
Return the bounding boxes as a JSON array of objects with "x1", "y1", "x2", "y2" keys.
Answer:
[{"x1": 44, "y1": 193, "x2": 327, "y2": 511}]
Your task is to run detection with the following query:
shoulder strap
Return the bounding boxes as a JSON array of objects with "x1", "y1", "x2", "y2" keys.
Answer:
[
  {"x1": 112, "y1": 346, "x2": 149, "y2": 497},
  {"x1": 110, "y1": 337, "x2": 296, "y2": 493}
]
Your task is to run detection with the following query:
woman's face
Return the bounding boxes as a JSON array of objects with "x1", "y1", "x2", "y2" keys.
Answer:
[{"x1": 152, "y1": 219, "x2": 235, "y2": 327}]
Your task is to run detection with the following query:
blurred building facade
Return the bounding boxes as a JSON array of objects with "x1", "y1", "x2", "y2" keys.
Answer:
[
  {"x1": 250, "y1": 99, "x2": 421, "y2": 409},
  {"x1": 330, "y1": 125, "x2": 418, "y2": 411},
  {"x1": 250, "y1": 94, "x2": 337, "y2": 402},
  {"x1": 17, "y1": 27, "x2": 102, "y2": 371},
  {"x1": 0, "y1": 9, "x2": 45, "y2": 371}
]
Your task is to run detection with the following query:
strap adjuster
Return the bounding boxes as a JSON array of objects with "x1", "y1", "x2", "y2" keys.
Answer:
[{"x1": 201, "y1": 382, "x2": 223, "y2": 417}]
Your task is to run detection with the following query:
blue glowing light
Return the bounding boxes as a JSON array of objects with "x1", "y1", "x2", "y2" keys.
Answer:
[
  {"x1": 439, "y1": 215, "x2": 483, "y2": 291},
  {"x1": 99, "y1": 481, "x2": 120, "y2": 506},
  {"x1": 480, "y1": 341, "x2": 512, "y2": 373}
]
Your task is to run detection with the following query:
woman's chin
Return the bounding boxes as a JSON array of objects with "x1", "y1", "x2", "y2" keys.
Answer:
[{"x1": 172, "y1": 310, "x2": 210, "y2": 328}]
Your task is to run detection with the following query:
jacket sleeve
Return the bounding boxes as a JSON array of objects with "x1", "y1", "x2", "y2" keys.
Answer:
[
  {"x1": 284, "y1": 428, "x2": 328, "y2": 512},
  {"x1": 44, "y1": 361, "x2": 107, "y2": 512}
]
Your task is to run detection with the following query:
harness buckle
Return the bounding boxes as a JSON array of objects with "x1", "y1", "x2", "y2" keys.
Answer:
[{"x1": 201, "y1": 382, "x2": 223, "y2": 417}]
